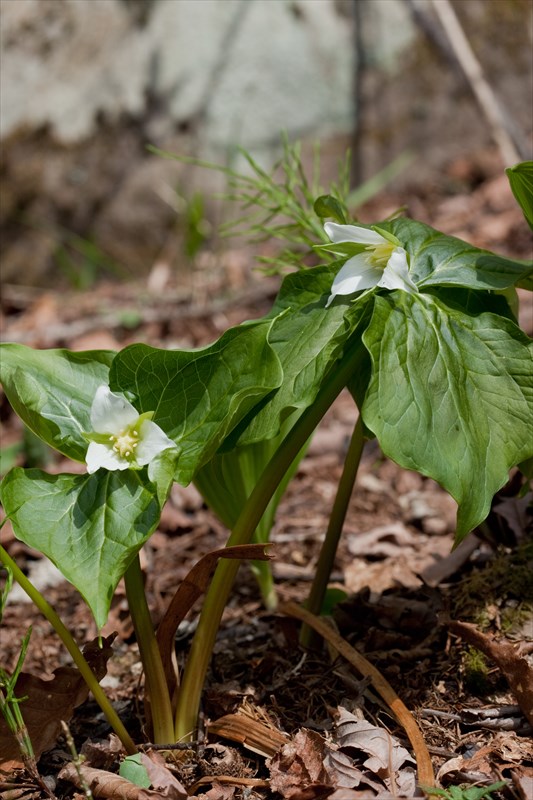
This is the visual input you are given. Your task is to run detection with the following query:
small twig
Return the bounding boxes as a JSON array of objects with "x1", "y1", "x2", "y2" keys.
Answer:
[
  {"x1": 430, "y1": 0, "x2": 521, "y2": 165},
  {"x1": 421, "y1": 707, "x2": 530, "y2": 732},
  {"x1": 138, "y1": 741, "x2": 199, "y2": 751},
  {"x1": 189, "y1": 775, "x2": 270, "y2": 794},
  {"x1": 61, "y1": 721, "x2": 93, "y2": 799}
]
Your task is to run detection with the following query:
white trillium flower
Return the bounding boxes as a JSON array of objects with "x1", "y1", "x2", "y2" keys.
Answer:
[
  {"x1": 85, "y1": 385, "x2": 175, "y2": 474},
  {"x1": 324, "y1": 222, "x2": 418, "y2": 307}
]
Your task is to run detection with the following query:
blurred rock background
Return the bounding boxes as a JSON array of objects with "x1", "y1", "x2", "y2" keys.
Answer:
[{"x1": 0, "y1": 0, "x2": 531, "y2": 286}]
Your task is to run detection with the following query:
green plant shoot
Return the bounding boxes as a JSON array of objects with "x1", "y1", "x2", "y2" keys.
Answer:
[{"x1": 0, "y1": 147, "x2": 531, "y2": 751}]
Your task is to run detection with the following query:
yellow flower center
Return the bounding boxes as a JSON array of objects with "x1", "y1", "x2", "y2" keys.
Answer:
[
  {"x1": 110, "y1": 428, "x2": 139, "y2": 459},
  {"x1": 365, "y1": 242, "x2": 395, "y2": 270}
]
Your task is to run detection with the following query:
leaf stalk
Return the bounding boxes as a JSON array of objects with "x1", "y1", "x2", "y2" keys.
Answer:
[
  {"x1": 0, "y1": 545, "x2": 137, "y2": 754},
  {"x1": 299, "y1": 412, "x2": 365, "y2": 648},
  {"x1": 124, "y1": 554, "x2": 174, "y2": 744}
]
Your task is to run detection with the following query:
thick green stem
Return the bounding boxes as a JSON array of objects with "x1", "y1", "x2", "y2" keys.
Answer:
[
  {"x1": 0, "y1": 545, "x2": 137, "y2": 755},
  {"x1": 124, "y1": 555, "x2": 174, "y2": 744},
  {"x1": 299, "y1": 413, "x2": 365, "y2": 649},
  {"x1": 174, "y1": 339, "x2": 366, "y2": 741}
]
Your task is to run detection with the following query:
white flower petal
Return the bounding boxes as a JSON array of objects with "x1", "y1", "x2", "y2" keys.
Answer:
[
  {"x1": 324, "y1": 222, "x2": 385, "y2": 246},
  {"x1": 378, "y1": 248, "x2": 418, "y2": 293},
  {"x1": 90, "y1": 385, "x2": 139, "y2": 434},
  {"x1": 86, "y1": 441, "x2": 131, "y2": 474},
  {"x1": 326, "y1": 254, "x2": 379, "y2": 306},
  {"x1": 135, "y1": 420, "x2": 175, "y2": 466}
]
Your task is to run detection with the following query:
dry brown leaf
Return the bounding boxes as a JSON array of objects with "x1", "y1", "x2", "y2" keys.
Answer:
[
  {"x1": 346, "y1": 524, "x2": 416, "y2": 559},
  {"x1": 268, "y1": 728, "x2": 334, "y2": 799},
  {"x1": 327, "y1": 792, "x2": 399, "y2": 799},
  {"x1": 196, "y1": 784, "x2": 236, "y2": 800},
  {"x1": 421, "y1": 534, "x2": 480, "y2": 587},
  {"x1": 511, "y1": 766, "x2": 533, "y2": 800},
  {"x1": 208, "y1": 712, "x2": 288, "y2": 757},
  {"x1": 59, "y1": 761, "x2": 188, "y2": 799},
  {"x1": 81, "y1": 733, "x2": 125, "y2": 770},
  {"x1": 344, "y1": 557, "x2": 423, "y2": 595},
  {"x1": 0, "y1": 666, "x2": 89, "y2": 766},
  {"x1": 493, "y1": 494, "x2": 532, "y2": 542},
  {"x1": 323, "y1": 748, "x2": 366, "y2": 789},
  {"x1": 0, "y1": 635, "x2": 114, "y2": 768},
  {"x1": 334, "y1": 708, "x2": 415, "y2": 774},
  {"x1": 140, "y1": 750, "x2": 190, "y2": 796},
  {"x1": 437, "y1": 731, "x2": 533, "y2": 784}
]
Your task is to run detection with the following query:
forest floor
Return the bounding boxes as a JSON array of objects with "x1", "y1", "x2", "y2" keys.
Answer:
[{"x1": 0, "y1": 149, "x2": 532, "y2": 800}]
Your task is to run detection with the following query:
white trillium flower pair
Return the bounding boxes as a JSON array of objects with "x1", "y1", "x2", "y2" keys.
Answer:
[
  {"x1": 324, "y1": 222, "x2": 418, "y2": 307},
  {"x1": 85, "y1": 385, "x2": 175, "y2": 474}
]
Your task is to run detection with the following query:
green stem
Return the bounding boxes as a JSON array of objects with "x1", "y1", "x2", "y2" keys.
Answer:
[
  {"x1": 299, "y1": 413, "x2": 365, "y2": 649},
  {"x1": 174, "y1": 338, "x2": 367, "y2": 741},
  {"x1": 0, "y1": 545, "x2": 137, "y2": 755},
  {"x1": 124, "y1": 555, "x2": 174, "y2": 744},
  {"x1": 250, "y1": 558, "x2": 277, "y2": 611}
]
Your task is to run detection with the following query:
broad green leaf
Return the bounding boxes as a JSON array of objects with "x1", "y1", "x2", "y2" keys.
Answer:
[
  {"x1": 381, "y1": 218, "x2": 533, "y2": 291},
  {"x1": 0, "y1": 468, "x2": 160, "y2": 627},
  {"x1": 362, "y1": 292, "x2": 533, "y2": 541},
  {"x1": 109, "y1": 320, "x2": 283, "y2": 485},
  {"x1": 424, "y1": 286, "x2": 518, "y2": 321},
  {"x1": 119, "y1": 754, "x2": 151, "y2": 788},
  {"x1": 314, "y1": 194, "x2": 347, "y2": 224},
  {"x1": 320, "y1": 587, "x2": 348, "y2": 615},
  {"x1": 147, "y1": 449, "x2": 180, "y2": 507},
  {"x1": 232, "y1": 265, "x2": 372, "y2": 446},
  {"x1": 506, "y1": 161, "x2": 533, "y2": 230},
  {"x1": 0, "y1": 345, "x2": 114, "y2": 462}
]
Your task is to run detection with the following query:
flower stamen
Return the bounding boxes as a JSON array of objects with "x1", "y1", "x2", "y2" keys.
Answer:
[
  {"x1": 111, "y1": 427, "x2": 141, "y2": 459},
  {"x1": 365, "y1": 242, "x2": 395, "y2": 270}
]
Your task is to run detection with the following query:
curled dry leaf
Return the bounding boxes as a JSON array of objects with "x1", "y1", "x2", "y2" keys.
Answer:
[
  {"x1": 268, "y1": 728, "x2": 333, "y2": 799},
  {"x1": 333, "y1": 707, "x2": 416, "y2": 794},
  {"x1": 208, "y1": 712, "x2": 289, "y2": 757}
]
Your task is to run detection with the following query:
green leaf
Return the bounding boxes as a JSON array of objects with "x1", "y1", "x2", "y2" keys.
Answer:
[
  {"x1": 361, "y1": 292, "x2": 533, "y2": 541},
  {"x1": 147, "y1": 449, "x2": 180, "y2": 507},
  {"x1": 0, "y1": 442, "x2": 22, "y2": 477},
  {"x1": 320, "y1": 587, "x2": 348, "y2": 616},
  {"x1": 119, "y1": 754, "x2": 151, "y2": 788},
  {"x1": 232, "y1": 265, "x2": 372, "y2": 447},
  {"x1": 0, "y1": 345, "x2": 115, "y2": 462},
  {"x1": 313, "y1": 241, "x2": 363, "y2": 258},
  {"x1": 463, "y1": 783, "x2": 508, "y2": 800},
  {"x1": 314, "y1": 194, "x2": 347, "y2": 224},
  {"x1": 110, "y1": 320, "x2": 283, "y2": 485},
  {"x1": 506, "y1": 161, "x2": 533, "y2": 230},
  {"x1": 0, "y1": 468, "x2": 160, "y2": 627},
  {"x1": 382, "y1": 218, "x2": 533, "y2": 291}
]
